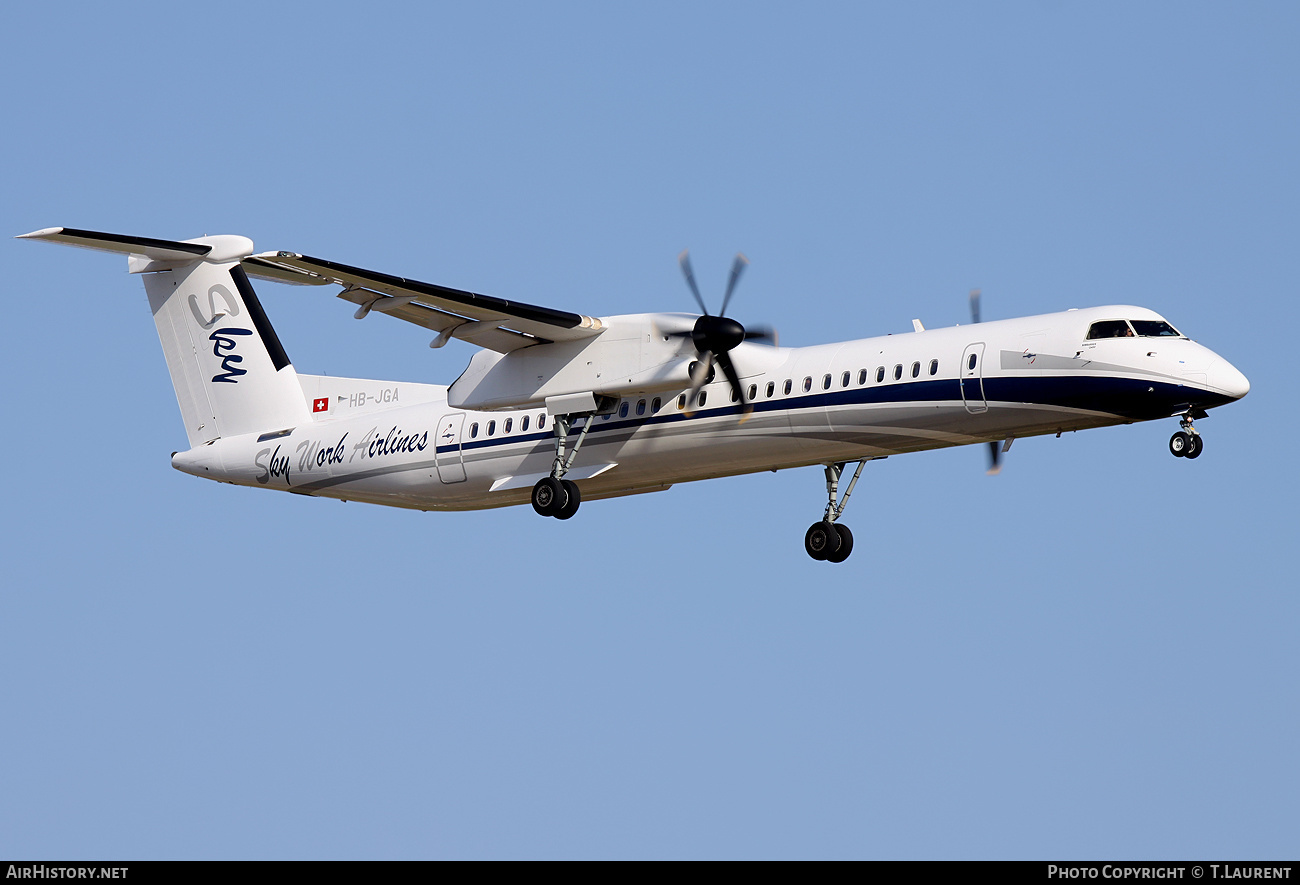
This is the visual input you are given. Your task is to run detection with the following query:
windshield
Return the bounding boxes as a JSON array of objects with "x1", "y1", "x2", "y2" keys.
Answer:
[
  {"x1": 1130, "y1": 320, "x2": 1182, "y2": 337},
  {"x1": 1086, "y1": 320, "x2": 1134, "y2": 339},
  {"x1": 1087, "y1": 319, "x2": 1183, "y2": 339}
]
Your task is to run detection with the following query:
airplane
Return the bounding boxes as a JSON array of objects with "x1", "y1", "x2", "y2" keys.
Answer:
[{"x1": 19, "y1": 226, "x2": 1250, "y2": 562}]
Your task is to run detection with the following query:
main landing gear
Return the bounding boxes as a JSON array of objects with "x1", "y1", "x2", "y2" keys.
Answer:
[
  {"x1": 804, "y1": 460, "x2": 871, "y2": 563},
  {"x1": 1168, "y1": 412, "x2": 1205, "y2": 460},
  {"x1": 532, "y1": 413, "x2": 592, "y2": 519}
]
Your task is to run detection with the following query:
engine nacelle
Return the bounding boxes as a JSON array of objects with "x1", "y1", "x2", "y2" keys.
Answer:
[{"x1": 448, "y1": 313, "x2": 698, "y2": 412}]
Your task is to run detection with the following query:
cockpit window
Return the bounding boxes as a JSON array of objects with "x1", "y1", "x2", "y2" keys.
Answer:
[
  {"x1": 1086, "y1": 320, "x2": 1135, "y2": 339},
  {"x1": 1131, "y1": 320, "x2": 1182, "y2": 338}
]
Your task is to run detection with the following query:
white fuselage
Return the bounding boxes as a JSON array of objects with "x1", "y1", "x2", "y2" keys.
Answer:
[{"x1": 170, "y1": 304, "x2": 1249, "y2": 511}]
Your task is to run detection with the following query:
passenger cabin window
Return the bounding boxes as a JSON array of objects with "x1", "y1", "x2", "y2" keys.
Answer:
[
  {"x1": 677, "y1": 394, "x2": 686, "y2": 410},
  {"x1": 929, "y1": 359, "x2": 939, "y2": 376},
  {"x1": 469, "y1": 422, "x2": 479, "y2": 439},
  {"x1": 747, "y1": 384, "x2": 757, "y2": 401},
  {"x1": 504, "y1": 418, "x2": 512, "y2": 433},
  {"x1": 967, "y1": 353, "x2": 977, "y2": 371},
  {"x1": 729, "y1": 387, "x2": 738, "y2": 403},
  {"x1": 766, "y1": 381, "x2": 775, "y2": 398},
  {"x1": 538, "y1": 414, "x2": 546, "y2": 430},
  {"x1": 652, "y1": 397, "x2": 662, "y2": 412},
  {"x1": 697, "y1": 391, "x2": 707, "y2": 407},
  {"x1": 822, "y1": 374, "x2": 832, "y2": 390},
  {"x1": 911, "y1": 361, "x2": 920, "y2": 378},
  {"x1": 783, "y1": 379, "x2": 792, "y2": 395},
  {"x1": 803, "y1": 376, "x2": 813, "y2": 392},
  {"x1": 876, "y1": 366, "x2": 885, "y2": 383},
  {"x1": 487, "y1": 420, "x2": 496, "y2": 436},
  {"x1": 619, "y1": 402, "x2": 629, "y2": 418},
  {"x1": 1131, "y1": 320, "x2": 1182, "y2": 337},
  {"x1": 521, "y1": 416, "x2": 529, "y2": 432},
  {"x1": 1087, "y1": 319, "x2": 1135, "y2": 339},
  {"x1": 636, "y1": 399, "x2": 646, "y2": 416},
  {"x1": 893, "y1": 364, "x2": 903, "y2": 381},
  {"x1": 858, "y1": 369, "x2": 867, "y2": 385}
]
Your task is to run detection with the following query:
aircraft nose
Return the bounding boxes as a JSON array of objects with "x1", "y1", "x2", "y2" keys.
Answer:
[{"x1": 1207, "y1": 359, "x2": 1250, "y2": 400}]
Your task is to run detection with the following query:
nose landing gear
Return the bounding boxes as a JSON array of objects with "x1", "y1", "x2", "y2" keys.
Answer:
[
  {"x1": 803, "y1": 459, "x2": 875, "y2": 562},
  {"x1": 1169, "y1": 411, "x2": 1205, "y2": 460}
]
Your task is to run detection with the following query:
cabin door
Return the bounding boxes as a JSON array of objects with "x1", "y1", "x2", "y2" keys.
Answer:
[
  {"x1": 960, "y1": 343, "x2": 988, "y2": 414},
  {"x1": 434, "y1": 414, "x2": 467, "y2": 483}
]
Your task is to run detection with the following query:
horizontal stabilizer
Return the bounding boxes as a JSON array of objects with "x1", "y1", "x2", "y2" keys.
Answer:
[
  {"x1": 19, "y1": 227, "x2": 259, "y2": 271},
  {"x1": 18, "y1": 227, "x2": 211, "y2": 262}
]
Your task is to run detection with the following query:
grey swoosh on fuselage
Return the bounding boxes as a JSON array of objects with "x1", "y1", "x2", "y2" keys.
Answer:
[{"x1": 999, "y1": 350, "x2": 1179, "y2": 381}]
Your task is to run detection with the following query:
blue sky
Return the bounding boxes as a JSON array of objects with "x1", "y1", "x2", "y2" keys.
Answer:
[{"x1": 2, "y1": 2, "x2": 1296, "y2": 859}]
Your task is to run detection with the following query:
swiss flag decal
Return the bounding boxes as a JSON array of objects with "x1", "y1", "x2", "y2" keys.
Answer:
[{"x1": 313, "y1": 398, "x2": 329, "y2": 413}]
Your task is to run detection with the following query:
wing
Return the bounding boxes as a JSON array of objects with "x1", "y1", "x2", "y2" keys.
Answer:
[{"x1": 252, "y1": 252, "x2": 604, "y2": 353}]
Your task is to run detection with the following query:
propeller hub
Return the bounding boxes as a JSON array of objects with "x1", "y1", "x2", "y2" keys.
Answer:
[{"x1": 692, "y1": 315, "x2": 746, "y2": 354}]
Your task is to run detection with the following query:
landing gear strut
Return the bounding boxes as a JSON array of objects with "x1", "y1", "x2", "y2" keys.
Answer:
[
  {"x1": 532, "y1": 414, "x2": 592, "y2": 518},
  {"x1": 1169, "y1": 412, "x2": 1204, "y2": 460},
  {"x1": 804, "y1": 460, "x2": 870, "y2": 563}
]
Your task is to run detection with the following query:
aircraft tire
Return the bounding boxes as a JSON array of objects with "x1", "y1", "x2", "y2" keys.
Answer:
[
  {"x1": 532, "y1": 477, "x2": 565, "y2": 516},
  {"x1": 826, "y1": 524, "x2": 854, "y2": 563},
  {"x1": 1184, "y1": 435, "x2": 1203, "y2": 460},
  {"x1": 554, "y1": 480, "x2": 581, "y2": 519},
  {"x1": 1169, "y1": 432, "x2": 1190, "y2": 457},
  {"x1": 804, "y1": 521, "x2": 839, "y2": 561}
]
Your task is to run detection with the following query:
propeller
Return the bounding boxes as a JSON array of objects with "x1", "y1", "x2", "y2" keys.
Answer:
[
  {"x1": 987, "y1": 441, "x2": 1002, "y2": 475},
  {"x1": 672, "y1": 250, "x2": 776, "y2": 418},
  {"x1": 970, "y1": 287, "x2": 1002, "y2": 474}
]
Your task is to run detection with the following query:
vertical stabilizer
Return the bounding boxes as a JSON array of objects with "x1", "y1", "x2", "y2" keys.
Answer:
[{"x1": 142, "y1": 260, "x2": 309, "y2": 446}]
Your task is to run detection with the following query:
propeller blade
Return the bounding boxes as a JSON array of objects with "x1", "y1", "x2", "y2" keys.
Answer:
[
  {"x1": 652, "y1": 315, "x2": 696, "y2": 340},
  {"x1": 715, "y1": 350, "x2": 754, "y2": 422},
  {"x1": 719, "y1": 252, "x2": 749, "y2": 317},
  {"x1": 715, "y1": 350, "x2": 745, "y2": 405},
  {"x1": 970, "y1": 288, "x2": 981, "y2": 325},
  {"x1": 986, "y1": 440, "x2": 1002, "y2": 476},
  {"x1": 743, "y1": 324, "x2": 778, "y2": 346},
  {"x1": 678, "y1": 250, "x2": 709, "y2": 316},
  {"x1": 683, "y1": 352, "x2": 714, "y2": 416},
  {"x1": 689, "y1": 352, "x2": 714, "y2": 387}
]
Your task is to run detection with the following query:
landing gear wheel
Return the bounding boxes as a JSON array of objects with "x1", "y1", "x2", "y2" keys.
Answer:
[
  {"x1": 554, "y1": 479, "x2": 581, "y2": 519},
  {"x1": 804, "y1": 521, "x2": 841, "y2": 561},
  {"x1": 1184, "y1": 434, "x2": 1203, "y2": 460},
  {"x1": 1169, "y1": 432, "x2": 1191, "y2": 458},
  {"x1": 826, "y1": 524, "x2": 854, "y2": 563},
  {"x1": 531, "y1": 476, "x2": 565, "y2": 517}
]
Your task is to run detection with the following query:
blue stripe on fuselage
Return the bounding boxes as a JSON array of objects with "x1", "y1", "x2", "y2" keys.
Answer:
[{"x1": 436, "y1": 373, "x2": 1231, "y2": 456}]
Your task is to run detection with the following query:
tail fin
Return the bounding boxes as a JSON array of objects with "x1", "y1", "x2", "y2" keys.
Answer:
[{"x1": 20, "y1": 228, "x2": 311, "y2": 446}]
